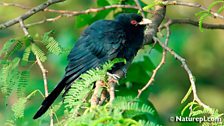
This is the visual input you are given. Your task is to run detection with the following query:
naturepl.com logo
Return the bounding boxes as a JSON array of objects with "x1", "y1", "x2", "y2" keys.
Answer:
[{"x1": 169, "y1": 116, "x2": 222, "y2": 123}]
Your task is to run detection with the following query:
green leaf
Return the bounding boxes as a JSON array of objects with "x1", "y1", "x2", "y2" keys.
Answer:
[
  {"x1": 181, "y1": 86, "x2": 192, "y2": 104},
  {"x1": 6, "y1": 40, "x2": 23, "y2": 58},
  {"x1": 0, "y1": 63, "x2": 10, "y2": 95},
  {"x1": 75, "y1": 14, "x2": 94, "y2": 28},
  {"x1": 142, "y1": 1, "x2": 158, "y2": 11},
  {"x1": 208, "y1": 1, "x2": 224, "y2": 11},
  {"x1": 31, "y1": 44, "x2": 47, "y2": 62},
  {"x1": 0, "y1": 39, "x2": 16, "y2": 57},
  {"x1": 46, "y1": 37, "x2": 62, "y2": 55},
  {"x1": 17, "y1": 70, "x2": 30, "y2": 97},
  {"x1": 42, "y1": 30, "x2": 55, "y2": 41},
  {"x1": 11, "y1": 57, "x2": 20, "y2": 69},
  {"x1": 181, "y1": 101, "x2": 197, "y2": 116},
  {"x1": 218, "y1": 5, "x2": 224, "y2": 13},
  {"x1": 12, "y1": 97, "x2": 27, "y2": 118},
  {"x1": 0, "y1": 58, "x2": 20, "y2": 97},
  {"x1": 22, "y1": 46, "x2": 31, "y2": 63},
  {"x1": 195, "y1": 11, "x2": 208, "y2": 17},
  {"x1": 199, "y1": 14, "x2": 210, "y2": 32},
  {"x1": 4, "y1": 120, "x2": 15, "y2": 126},
  {"x1": 107, "y1": 0, "x2": 122, "y2": 5},
  {"x1": 41, "y1": 31, "x2": 62, "y2": 55},
  {"x1": 97, "y1": 0, "x2": 110, "y2": 7},
  {"x1": 195, "y1": 11, "x2": 211, "y2": 32}
]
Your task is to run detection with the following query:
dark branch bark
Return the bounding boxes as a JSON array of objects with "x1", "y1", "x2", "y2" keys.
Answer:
[{"x1": 144, "y1": 0, "x2": 166, "y2": 44}]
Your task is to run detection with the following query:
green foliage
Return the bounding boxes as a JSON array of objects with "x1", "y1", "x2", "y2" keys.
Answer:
[
  {"x1": 4, "y1": 120, "x2": 15, "y2": 126},
  {"x1": 142, "y1": 1, "x2": 161, "y2": 11},
  {"x1": 0, "y1": 39, "x2": 16, "y2": 57},
  {"x1": 0, "y1": 31, "x2": 63, "y2": 123},
  {"x1": 217, "y1": 5, "x2": 224, "y2": 13},
  {"x1": 106, "y1": 0, "x2": 122, "y2": 5},
  {"x1": 22, "y1": 45, "x2": 31, "y2": 63},
  {"x1": 12, "y1": 97, "x2": 27, "y2": 119},
  {"x1": 17, "y1": 70, "x2": 30, "y2": 97},
  {"x1": 60, "y1": 97, "x2": 159, "y2": 126},
  {"x1": 64, "y1": 58, "x2": 126, "y2": 110},
  {"x1": 11, "y1": 90, "x2": 43, "y2": 120},
  {"x1": 196, "y1": 0, "x2": 224, "y2": 32},
  {"x1": 60, "y1": 59, "x2": 159, "y2": 126},
  {"x1": 113, "y1": 96, "x2": 155, "y2": 118},
  {"x1": 181, "y1": 86, "x2": 192, "y2": 104},
  {"x1": 181, "y1": 89, "x2": 224, "y2": 125},
  {"x1": 41, "y1": 30, "x2": 63, "y2": 55},
  {"x1": 195, "y1": 11, "x2": 211, "y2": 32},
  {"x1": 208, "y1": 0, "x2": 224, "y2": 11},
  {"x1": 139, "y1": 120, "x2": 161, "y2": 126},
  {"x1": 0, "y1": 58, "x2": 20, "y2": 97},
  {"x1": 31, "y1": 43, "x2": 47, "y2": 62},
  {"x1": 97, "y1": 0, "x2": 110, "y2": 7}
]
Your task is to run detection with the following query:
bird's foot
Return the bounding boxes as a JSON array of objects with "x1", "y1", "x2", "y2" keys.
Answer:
[
  {"x1": 107, "y1": 72, "x2": 120, "y2": 81},
  {"x1": 106, "y1": 73, "x2": 119, "y2": 103}
]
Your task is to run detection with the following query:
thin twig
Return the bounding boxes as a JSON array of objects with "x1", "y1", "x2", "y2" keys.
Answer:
[
  {"x1": 0, "y1": 2, "x2": 30, "y2": 10},
  {"x1": 35, "y1": 57, "x2": 49, "y2": 97},
  {"x1": 26, "y1": 15, "x2": 62, "y2": 27},
  {"x1": 0, "y1": 3, "x2": 152, "y2": 28},
  {"x1": 153, "y1": 36, "x2": 210, "y2": 109},
  {"x1": 170, "y1": 18, "x2": 224, "y2": 29},
  {"x1": 137, "y1": 21, "x2": 171, "y2": 98},
  {"x1": 19, "y1": 19, "x2": 54, "y2": 126},
  {"x1": 44, "y1": 5, "x2": 140, "y2": 15},
  {"x1": 163, "y1": 1, "x2": 224, "y2": 19},
  {"x1": 0, "y1": 0, "x2": 65, "y2": 30},
  {"x1": 0, "y1": 2, "x2": 30, "y2": 9},
  {"x1": 35, "y1": 45, "x2": 54, "y2": 126},
  {"x1": 25, "y1": 5, "x2": 140, "y2": 27},
  {"x1": 19, "y1": 19, "x2": 29, "y2": 36},
  {"x1": 134, "y1": 0, "x2": 145, "y2": 18}
]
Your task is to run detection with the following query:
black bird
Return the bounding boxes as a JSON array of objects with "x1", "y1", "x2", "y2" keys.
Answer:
[{"x1": 33, "y1": 13, "x2": 151, "y2": 119}]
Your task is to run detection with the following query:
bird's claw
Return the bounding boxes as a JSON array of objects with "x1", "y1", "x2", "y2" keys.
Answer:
[{"x1": 107, "y1": 72, "x2": 120, "y2": 80}]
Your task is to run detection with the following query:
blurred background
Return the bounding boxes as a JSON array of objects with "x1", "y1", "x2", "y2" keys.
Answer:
[{"x1": 0, "y1": 0, "x2": 223, "y2": 126}]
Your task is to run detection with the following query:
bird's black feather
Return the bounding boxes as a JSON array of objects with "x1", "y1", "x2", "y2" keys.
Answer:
[{"x1": 33, "y1": 13, "x2": 147, "y2": 119}]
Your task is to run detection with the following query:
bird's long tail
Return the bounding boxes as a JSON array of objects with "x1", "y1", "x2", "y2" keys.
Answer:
[{"x1": 33, "y1": 77, "x2": 67, "y2": 119}]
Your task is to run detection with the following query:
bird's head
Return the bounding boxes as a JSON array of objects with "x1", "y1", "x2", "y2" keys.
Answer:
[{"x1": 115, "y1": 13, "x2": 152, "y2": 30}]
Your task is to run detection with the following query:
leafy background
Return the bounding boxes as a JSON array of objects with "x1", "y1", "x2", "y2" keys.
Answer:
[{"x1": 0, "y1": 0, "x2": 224, "y2": 126}]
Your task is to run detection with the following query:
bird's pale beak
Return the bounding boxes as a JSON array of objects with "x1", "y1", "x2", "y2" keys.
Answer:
[{"x1": 138, "y1": 18, "x2": 152, "y2": 25}]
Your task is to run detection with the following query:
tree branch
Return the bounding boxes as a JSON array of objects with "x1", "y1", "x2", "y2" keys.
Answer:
[
  {"x1": 163, "y1": 1, "x2": 224, "y2": 19},
  {"x1": 44, "y1": 5, "x2": 140, "y2": 15},
  {"x1": 0, "y1": 3, "x2": 152, "y2": 28},
  {"x1": 170, "y1": 18, "x2": 224, "y2": 29},
  {"x1": 137, "y1": 21, "x2": 171, "y2": 98},
  {"x1": 0, "y1": 0, "x2": 65, "y2": 30},
  {"x1": 0, "y1": 2, "x2": 30, "y2": 9},
  {"x1": 26, "y1": 15, "x2": 62, "y2": 27},
  {"x1": 144, "y1": 0, "x2": 166, "y2": 44},
  {"x1": 153, "y1": 36, "x2": 210, "y2": 109}
]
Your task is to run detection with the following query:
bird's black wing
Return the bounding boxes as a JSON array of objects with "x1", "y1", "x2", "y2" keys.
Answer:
[
  {"x1": 64, "y1": 20, "x2": 126, "y2": 92},
  {"x1": 33, "y1": 20, "x2": 126, "y2": 119}
]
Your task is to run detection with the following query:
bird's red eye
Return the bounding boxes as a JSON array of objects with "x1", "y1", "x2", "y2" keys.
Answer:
[{"x1": 130, "y1": 20, "x2": 137, "y2": 25}]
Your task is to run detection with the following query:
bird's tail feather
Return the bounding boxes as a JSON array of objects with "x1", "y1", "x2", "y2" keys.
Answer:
[{"x1": 33, "y1": 78, "x2": 67, "y2": 119}]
